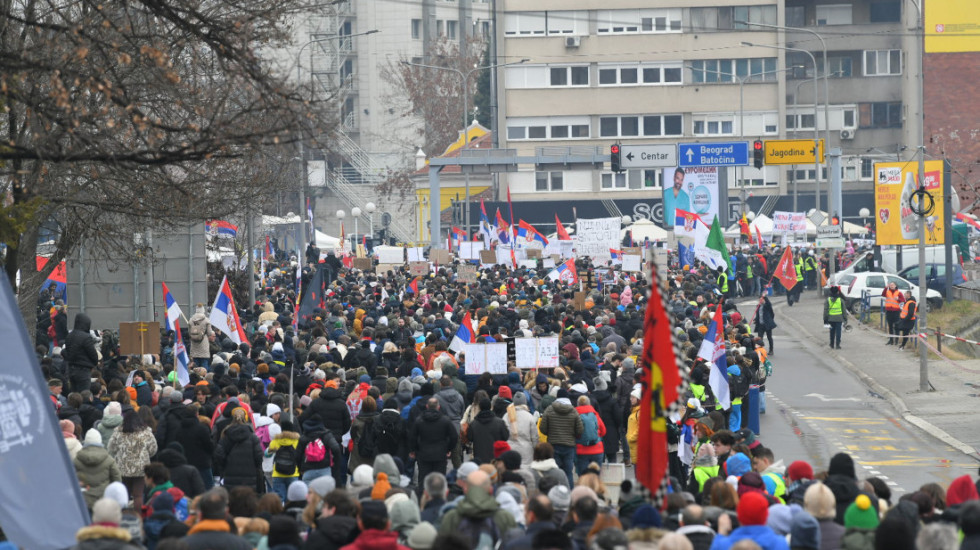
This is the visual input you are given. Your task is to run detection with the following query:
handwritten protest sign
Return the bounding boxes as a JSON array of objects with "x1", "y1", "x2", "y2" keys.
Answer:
[{"x1": 574, "y1": 217, "x2": 620, "y2": 257}]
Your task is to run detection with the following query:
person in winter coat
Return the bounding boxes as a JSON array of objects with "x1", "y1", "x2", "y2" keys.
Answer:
[
  {"x1": 70, "y1": 498, "x2": 143, "y2": 550},
  {"x1": 530, "y1": 442, "x2": 570, "y2": 490},
  {"x1": 95, "y1": 401, "x2": 123, "y2": 447},
  {"x1": 438, "y1": 470, "x2": 517, "y2": 539},
  {"x1": 348, "y1": 396, "x2": 380, "y2": 472},
  {"x1": 143, "y1": 492, "x2": 189, "y2": 550},
  {"x1": 303, "y1": 488, "x2": 361, "y2": 550},
  {"x1": 593, "y1": 377, "x2": 621, "y2": 465},
  {"x1": 64, "y1": 312, "x2": 99, "y2": 394},
  {"x1": 391, "y1": 378, "x2": 415, "y2": 413},
  {"x1": 154, "y1": 394, "x2": 185, "y2": 450},
  {"x1": 299, "y1": 379, "x2": 352, "y2": 487},
  {"x1": 213, "y1": 407, "x2": 264, "y2": 494},
  {"x1": 156, "y1": 442, "x2": 206, "y2": 499},
  {"x1": 74, "y1": 429, "x2": 122, "y2": 509},
  {"x1": 504, "y1": 392, "x2": 538, "y2": 466},
  {"x1": 840, "y1": 494, "x2": 878, "y2": 550},
  {"x1": 824, "y1": 453, "x2": 861, "y2": 525},
  {"x1": 753, "y1": 295, "x2": 776, "y2": 353},
  {"x1": 187, "y1": 304, "x2": 213, "y2": 370},
  {"x1": 174, "y1": 405, "x2": 215, "y2": 490},
  {"x1": 530, "y1": 374, "x2": 550, "y2": 412},
  {"x1": 107, "y1": 410, "x2": 157, "y2": 511},
  {"x1": 538, "y1": 389, "x2": 584, "y2": 486},
  {"x1": 339, "y1": 500, "x2": 412, "y2": 550},
  {"x1": 615, "y1": 359, "x2": 636, "y2": 467},
  {"x1": 298, "y1": 414, "x2": 343, "y2": 483},
  {"x1": 130, "y1": 371, "x2": 153, "y2": 409},
  {"x1": 266, "y1": 420, "x2": 302, "y2": 502},
  {"x1": 627, "y1": 388, "x2": 641, "y2": 468},
  {"x1": 467, "y1": 397, "x2": 510, "y2": 465},
  {"x1": 574, "y1": 395, "x2": 607, "y2": 475},
  {"x1": 804, "y1": 482, "x2": 845, "y2": 550},
  {"x1": 408, "y1": 398, "x2": 459, "y2": 490},
  {"x1": 709, "y1": 492, "x2": 788, "y2": 550}
]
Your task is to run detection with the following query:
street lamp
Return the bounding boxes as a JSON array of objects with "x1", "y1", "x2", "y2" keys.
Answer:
[
  {"x1": 859, "y1": 207, "x2": 870, "y2": 228},
  {"x1": 365, "y1": 202, "x2": 376, "y2": 243},
  {"x1": 351, "y1": 206, "x2": 362, "y2": 248},
  {"x1": 401, "y1": 57, "x2": 530, "y2": 238}
]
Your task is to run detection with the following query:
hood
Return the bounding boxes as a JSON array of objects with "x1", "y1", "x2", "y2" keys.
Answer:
[
  {"x1": 531, "y1": 458, "x2": 560, "y2": 472},
  {"x1": 456, "y1": 486, "x2": 500, "y2": 519},
  {"x1": 548, "y1": 401, "x2": 575, "y2": 415},
  {"x1": 475, "y1": 409, "x2": 497, "y2": 423},
  {"x1": 421, "y1": 408, "x2": 444, "y2": 423},
  {"x1": 177, "y1": 407, "x2": 199, "y2": 428},
  {"x1": 157, "y1": 448, "x2": 188, "y2": 468},
  {"x1": 397, "y1": 378, "x2": 414, "y2": 395},
  {"x1": 73, "y1": 313, "x2": 92, "y2": 332},
  {"x1": 101, "y1": 414, "x2": 123, "y2": 429},
  {"x1": 302, "y1": 417, "x2": 326, "y2": 435},
  {"x1": 75, "y1": 445, "x2": 112, "y2": 468},
  {"x1": 373, "y1": 453, "x2": 401, "y2": 484},
  {"x1": 223, "y1": 423, "x2": 254, "y2": 443},
  {"x1": 321, "y1": 387, "x2": 342, "y2": 400},
  {"x1": 562, "y1": 343, "x2": 580, "y2": 361},
  {"x1": 385, "y1": 377, "x2": 398, "y2": 394},
  {"x1": 947, "y1": 475, "x2": 980, "y2": 506},
  {"x1": 314, "y1": 515, "x2": 359, "y2": 546}
]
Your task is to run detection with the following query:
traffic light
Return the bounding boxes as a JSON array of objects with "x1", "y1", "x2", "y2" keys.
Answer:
[
  {"x1": 753, "y1": 140, "x2": 764, "y2": 169},
  {"x1": 610, "y1": 144, "x2": 622, "y2": 173},
  {"x1": 831, "y1": 214, "x2": 840, "y2": 225}
]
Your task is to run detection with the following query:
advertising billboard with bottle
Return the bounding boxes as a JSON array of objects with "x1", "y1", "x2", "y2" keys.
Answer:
[{"x1": 873, "y1": 160, "x2": 945, "y2": 246}]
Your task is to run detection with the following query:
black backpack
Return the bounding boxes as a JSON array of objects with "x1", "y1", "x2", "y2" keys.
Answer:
[
  {"x1": 728, "y1": 368, "x2": 751, "y2": 400},
  {"x1": 457, "y1": 516, "x2": 501, "y2": 550},
  {"x1": 374, "y1": 412, "x2": 403, "y2": 455},
  {"x1": 273, "y1": 444, "x2": 298, "y2": 476},
  {"x1": 357, "y1": 418, "x2": 378, "y2": 459}
]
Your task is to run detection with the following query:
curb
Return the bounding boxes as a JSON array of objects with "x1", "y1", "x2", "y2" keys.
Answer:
[{"x1": 772, "y1": 298, "x2": 980, "y2": 461}]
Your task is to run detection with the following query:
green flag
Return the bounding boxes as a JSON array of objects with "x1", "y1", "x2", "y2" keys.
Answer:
[{"x1": 695, "y1": 215, "x2": 731, "y2": 273}]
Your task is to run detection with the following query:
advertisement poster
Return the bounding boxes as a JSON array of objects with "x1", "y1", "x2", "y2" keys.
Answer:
[
  {"x1": 661, "y1": 167, "x2": 719, "y2": 229},
  {"x1": 874, "y1": 160, "x2": 945, "y2": 246}
]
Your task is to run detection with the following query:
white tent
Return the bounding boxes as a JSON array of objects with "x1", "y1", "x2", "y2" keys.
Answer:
[
  {"x1": 315, "y1": 230, "x2": 341, "y2": 250},
  {"x1": 624, "y1": 218, "x2": 668, "y2": 242},
  {"x1": 724, "y1": 213, "x2": 774, "y2": 238}
]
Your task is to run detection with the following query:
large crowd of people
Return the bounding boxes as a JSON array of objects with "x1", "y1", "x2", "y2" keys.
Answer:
[{"x1": 30, "y1": 241, "x2": 980, "y2": 550}]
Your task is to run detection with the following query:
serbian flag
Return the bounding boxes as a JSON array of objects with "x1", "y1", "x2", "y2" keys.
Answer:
[
  {"x1": 36, "y1": 256, "x2": 68, "y2": 303},
  {"x1": 206, "y1": 220, "x2": 238, "y2": 238},
  {"x1": 517, "y1": 220, "x2": 549, "y2": 246},
  {"x1": 636, "y1": 260, "x2": 682, "y2": 505},
  {"x1": 451, "y1": 226, "x2": 468, "y2": 249},
  {"x1": 547, "y1": 258, "x2": 578, "y2": 284},
  {"x1": 956, "y1": 212, "x2": 980, "y2": 232},
  {"x1": 697, "y1": 304, "x2": 730, "y2": 409},
  {"x1": 407, "y1": 277, "x2": 419, "y2": 294},
  {"x1": 495, "y1": 209, "x2": 510, "y2": 244},
  {"x1": 610, "y1": 249, "x2": 623, "y2": 262},
  {"x1": 479, "y1": 200, "x2": 494, "y2": 245},
  {"x1": 209, "y1": 276, "x2": 248, "y2": 345},
  {"x1": 450, "y1": 311, "x2": 476, "y2": 352},
  {"x1": 555, "y1": 213, "x2": 571, "y2": 241},
  {"x1": 161, "y1": 282, "x2": 190, "y2": 386},
  {"x1": 772, "y1": 246, "x2": 797, "y2": 291},
  {"x1": 674, "y1": 208, "x2": 705, "y2": 239}
]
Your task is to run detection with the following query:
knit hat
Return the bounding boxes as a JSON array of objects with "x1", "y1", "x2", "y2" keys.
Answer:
[
  {"x1": 360, "y1": 500, "x2": 389, "y2": 525},
  {"x1": 828, "y1": 452, "x2": 856, "y2": 480},
  {"x1": 556, "y1": 388, "x2": 569, "y2": 399},
  {"x1": 151, "y1": 492, "x2": 175, "y2": 513},
  {"x1": 803, "y1": 482, "x2": 837, "y2": 520},
  {"x1": 83, "y1": 429, "x2": 103, "y2": 447},
  {"x1": 457, "y1": 462, "x2": 479, "y2": 481},
  {"x1": 493, "y1": 441, "x2": 511, "y2": 458},
  {"x1": 786, "y1": 460, "x2": 814, "y2": 482},
  {"x1": 60, "y1": 419, "x2": 75, "y2": 435},
  {"x1": 497, "y1": 386, "x2": 512, "y2": 400},
  {"x1": 789, "y1": 511, "x2": 820, "y2": 550},
  {"x1": 309, "y1": 476, "x2": 336, "y2": 498},
  {"x1": 371, "y1": 472, "x2": 392, "y2": 500},
  {"x1": 844, "y1": 494, "x2": 879, "y2": 530},
  {"x1": 265, "y1": 404, "x2": 281, "y2": 416},
  {"x1": 726, "y1": 453, "x2": 752, "y2": 478},
  {"x1": 125, "y1": 386, "x2": 137, "y2": 401},
  {"x1": 738, "y1": 472, "x2": 767, "y2": 497},
  {"x1": 767, "y1": 504, "x2": 793, "y2": 535},
  {"x1": 513, "y1": 392, "x2": 527, "y2": 407},
  {"x1": 352, "y1": 465, "x2": 375, "y2": 487},
  {"x1": 630, "y1": 387, "x2": 641, "y2": 400},
  {"x1": 570, "y1": 486, "x2": 599, "y2": 507},
  {"x1": 287, "y1": 480, "x2": 308, "y2": 502},
  {"x1": 737, "y1": 492, "x2": 770, "y2": 526},
  {"x1": 407, "y1": 521, "x2": 438, "y2": 550},
  {"x1": 92, "y1": 498, "x2": 122, "y2": 526},
  {"x1": 548, "y1": 485, "x2": 571, "y2": 511},
  {"x1": 103, "y1": 482, "x2": 129, "y2": 508},
  {"x1": 946, "y1": 474, "x2": 980, "y2": 506},
  {"x1": 631, "y1": 505, "x2": 663, "y2": 529},
  {"x1": 104, "y1": 402, "x2": 122, "y2": 416}
]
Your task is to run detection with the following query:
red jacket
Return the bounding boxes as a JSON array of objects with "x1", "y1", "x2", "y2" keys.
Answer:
[
  {"x1": 341, "y1": 529, "x2": 411, "y2": 550},
  {"x1": 575, "y1": 404, "x2": 607, "y2": 455}
]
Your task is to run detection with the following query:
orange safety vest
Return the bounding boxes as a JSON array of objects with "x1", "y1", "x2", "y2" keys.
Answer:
[
  {"x1": 900, "y1": 300, "x2": 918, "y2": 320},
  {"x1": 883, "y1": 289, "x2": 902, "y2": 311}
]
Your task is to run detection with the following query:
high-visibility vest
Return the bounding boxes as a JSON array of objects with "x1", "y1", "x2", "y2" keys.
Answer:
[
  {"x1": 901, "y1": 299, "x2": 918, "y2": 320},
  {"x1": 746, "y1": 264, "x2": 754, "y2": 278},
  {"x1": 691, "y1": 384, "x2": 707, "y2": 402},
  {"x1": 763, "y1": 471, "x2": 787, "y2": 503},
  {"x1": 883, "y1": 289, "x2": 902, "y2": 311},
  {"x1": 805, "y1": 256, "x2": 817, "y2": 271},
  {"x1": 717, "y1": 273, "x2": 729, "y2": 293},
  {"x1": 795, "y1": 264, "x2": 804, "y2": 281},
  {"x1": 694, "y1": 465, "x2": 721, "y2": 492},
  {"x1": 827, "y1": 298, "x2": 843, "y2": 316}
]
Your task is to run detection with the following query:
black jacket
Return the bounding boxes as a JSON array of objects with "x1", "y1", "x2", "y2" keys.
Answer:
[
  {"x1": 344, "y1": 342, "x2": 379, "y2": 375},
  {"x1": 174, "y1": 407, "x2": 214, "y2": 470},
  {"x1": 409, "y1": 408, "x2": 458, "y2": 462},
  {"x1": 298, "y1": 419, "x2": 343, "y2": 472},
  {"x1": 63, "y1": 313, "x2": 99, "y2": 370},
  {"x1": 593, "y1": 389, "x2": 621, "y2": 455},
  {"x1": 155, "y1": 404, "x2": 185, "y2": 450},
  {"x1": 298, "y1": 387, "x2": 351, "y2": 437},
  {"x1": 467, "y1": 409, "x2": 509, "y2": 465},
  {"x1": 302, "y1": 515, "x2": 359, "y2": 550},
  {"x1": 214, "y1": 424, "x2": 263, "y2": 493},
  {"x1": 157, "y1": 447, "x2": 206, "y2": 498}
]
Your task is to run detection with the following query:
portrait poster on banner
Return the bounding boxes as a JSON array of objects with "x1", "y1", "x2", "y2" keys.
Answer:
[
  {"x1": 874, "y1": 160, "x2": 946, "y2": 246},
  {"x1": 661, "y1": 167, "x2": 719, "y2": 229},
  {"x1": 573, "y1": 217, "x2": 621, "y2": 258}
]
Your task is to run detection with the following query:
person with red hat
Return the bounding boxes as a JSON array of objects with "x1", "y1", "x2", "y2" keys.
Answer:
[{"x1": 710, "y1": 491, "x2": 789, "y2": 550}]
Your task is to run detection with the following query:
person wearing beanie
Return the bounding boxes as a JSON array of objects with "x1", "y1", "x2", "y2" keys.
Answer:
[
  {"x1": 688, "y1": 441, "x2": 720, "y2": 496},
  {"x1": 74, "y1": 429, "x2": 122, "y2": 508},
  {"x1": 710, "y1": 491, "x2": 789, "y2": 550},
  {"x1": 342, "y1": 500, "x2": 412, "y2": 550},
  {"x1": 96, "y1": 402, "x2": 124, "y2": 450},
  {"x1": 539, "y1": 387, "x2": 585, "y2": 486},
  {"x1": 789, "y1": 511, "x2": 820, "y2": 550},
  {"x1": 841, "y1": 494, "x2": 878, "y2": 550},
  {"x1": 825, "y1": 452, "x2": 860, "y2": 524},
  {"x1": 61, "y1": 418, "x2": 83, "y2": 460},
  {"x1": 493, "y1": 440, "x2": 512, "y2": 459},
  {"x1": 785, "y1": 460, "x2": 815, "y2": 505},
  {"x1": 804, "y1": 482, "x2": 845, "y2": 550},
  {"x1": 73, "y1": 498, "x2": 142, "y2": 550},
  {"x1": 143, "y1": 492, "x2": 189, "y2": 550},
  {"x1": 407, "y1": 521, "x2": 438, "y2": 550},
  {"x1": 372, "y1": 472, "x2": 393, "y2": 500}
]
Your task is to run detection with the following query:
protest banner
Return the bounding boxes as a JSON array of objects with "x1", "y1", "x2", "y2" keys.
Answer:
[
  {"x1": 573, "y1": 217, "x2": 621, "y2": 258},
  {"x1": 771, "y1": 211, "x2": 807, "y2": 234},
  {"x1": 408, "y1": 261, "x2": 429, "y2": 276}
]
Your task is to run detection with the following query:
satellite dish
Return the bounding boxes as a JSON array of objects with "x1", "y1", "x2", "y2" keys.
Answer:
[{"x1": 381, "y1": 212, "x2": 392, "y2": 227}]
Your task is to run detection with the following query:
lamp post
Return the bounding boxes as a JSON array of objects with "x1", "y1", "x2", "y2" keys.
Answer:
[
  {"x1": 365, "y1": 202, "x2": 376, "y2": 245},
  {"x1": 336, "y1": 209, "x2": 346, "y2": 251},
  {"x1": 402, "y1": 58, "x2": 529, "y2": 241},
  {"x1": 351, "y1": 207, "x2": 361, "y2": 250}
]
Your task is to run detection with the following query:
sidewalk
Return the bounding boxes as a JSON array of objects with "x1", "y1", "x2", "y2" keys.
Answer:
[{"x1": 770, "y1": 291, "x2": 980, "y2": 461}]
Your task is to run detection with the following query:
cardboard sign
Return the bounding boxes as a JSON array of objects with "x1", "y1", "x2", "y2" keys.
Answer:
[
  {"x1": 526, "y1": 249, "x2": 542, "y2": 259},
  {"x1": 519, "y1": 260, "x2": 537, "y2": 269},
  {"x1": 376, "y1": 246, "x2": 405, "y2": 264},
  {"x1": 409, "y1": 261, "x2": 429, "y2": 276},
  {"x1": 352, "y1": 257, "x2": 373, "y2": 272},
  {"x1": 430, "y1": 249, "x2": 451, "y2": 265},
  {"x1": 514, "y1": 337, "x2": 560, "y2": 369},
  {"x1": 407, "y1": 247, "x2": 425, "y2": 262},
  {"x1": 458, "y1": 265, "x2": 478, "y2": 283},
  {"x1": 119, "y1": 322, "x2": 161, "y2": 356},
  {"x1": 622, "y1": 254, "x2": 643, "y2": 272},
  {"x1": 376, "y1": 264, "x2": 398, "y2": 276},
  {"x1": 623, "y1": 247, "x2": 642, "y2": 256},
  {"x1": 480, "y1": 250, "x2": 497, "y2": 265},
  {"x1": 574, "y1": 291, "x2": 588, "y2": 311}
]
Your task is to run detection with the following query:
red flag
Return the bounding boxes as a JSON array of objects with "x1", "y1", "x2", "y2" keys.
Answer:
[
  {"x1": 408, "y1": 277, "x2": 419, "y2": 294},
  {"x1": 638, "y1": 260, "x2": 682, "y2": 507},
  {"x1": 755, "y1": 225, "x2": 764, "y2": 248},
  {"x1": 772, "y1": 247, "x2": 798, "y2": 291},
  {"x1": 754, "y1": 253, "x2": 769, "y2": 276},
  {"x1": 739, "y1": 214, "x2": 751, "y2": 237},
  {"x1": 555, "y1": 213, "x2": 571, "y2": 241}
]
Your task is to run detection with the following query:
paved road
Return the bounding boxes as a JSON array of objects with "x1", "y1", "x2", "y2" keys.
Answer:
[{"x1": 753, "y1": 295, "x2": 976, "y2": 495}]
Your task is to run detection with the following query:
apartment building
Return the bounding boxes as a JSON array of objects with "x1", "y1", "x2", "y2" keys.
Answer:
[{"x1": 490, "y1": 0, "x2": 914, "y2": 230}]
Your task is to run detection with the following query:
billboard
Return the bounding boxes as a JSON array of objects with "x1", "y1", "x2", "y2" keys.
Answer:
[
  {"x1": 661, "y1": 166, "x2": 719, "y2": 229},
  {"x1": 926, "y1": 1, "x2": 980, "y2": 53},
  {"x1": 874, "y1": 160, "x2": 945, "y2": 246}
]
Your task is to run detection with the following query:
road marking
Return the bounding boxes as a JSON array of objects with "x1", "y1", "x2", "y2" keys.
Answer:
[
  {"x1": 805, "y1": 393, "x2": 861, "y2": 402},
  {"x1": 801, "y1": 417, "x2": 884, "y2": 423}
]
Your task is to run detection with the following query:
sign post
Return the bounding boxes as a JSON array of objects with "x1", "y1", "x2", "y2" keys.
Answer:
[
  {"x1": 763, "y1": 139, "x2": 825, "y2": 165},
  {"x1": 618, "y1": 144, "x2": 677, "y2": 169},
  {"x1": 678, "y1": 142, "x2": 749, "y2": 167}
]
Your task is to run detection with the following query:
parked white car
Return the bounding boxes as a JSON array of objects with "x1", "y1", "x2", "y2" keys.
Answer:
[{"x1": 833, "y1": 272, "x2": 943, "y2": 314}]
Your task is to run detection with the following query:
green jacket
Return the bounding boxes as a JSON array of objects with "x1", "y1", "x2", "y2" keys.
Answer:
[
  {"x1": 841, "y1": 528, "x2": 875, "y2": 550},
  {"x1": 439, "y1": 486, "x2": 517, "y2": 536},
  {"x1": 539, "y1": 401, "x2": 584, "y2": 447}
]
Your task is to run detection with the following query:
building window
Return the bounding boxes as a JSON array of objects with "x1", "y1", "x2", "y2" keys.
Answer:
[
  {"x1": 643, "y1": 170, "x2": 663, "y2": 188},
  {"x1": 546, "y1": 10, "x2": 587, "y2": 35},
  {"x1": 507, "y1": 116, "x2": 591, "y2": 140},
  {"x1": 787, "y1": 168, "x2": 818, "y2": 181},
  {"x1": 599, "y1": 63, "x2": 682, "y2": 86},
  {"x1": 597, "y1": 8, "x2": 681, "y2": 34},
  {"x1": 447, "y1": 20, "x2": 458, "y2": 40},
  {"x1": 689, "y1": 5, "x2": 776, "y2": 31},
  {"x1": 843, "y1": 109, "x2": 856, "y2": 128},
  {"x1": 816, "y1": 4, "x2": 852, "y2": 25},
  {"x1": 549, "y1": 66, "x2": 589, "y2": 87},
  {"x1": 864, "y1": 50, "x2": 902, "y2": 76},
  {"x1": 693, "y1": 115, "x2": 735, "y2": 136},
  {"x1": 601, "y1": 172, "x2": 629, "y2": 189},
  {"x1": 411, "y1": 19, "x2": 421, "y2": 39},
  {"x1": 690, "y1": 58, "x2": 777, "y2": 83},
  {"x1": 870, "y1": 1, "x2": 901, "y2": 22},
  {"x1": 505, "y1": 11, "x2": 587, "y2": 36},
  {"x1": 859, "y1": 102, "x2": 902, "y2": 128},
  {"x1": 507, "y1": 127, "x2": 526, "y2": 140},
  {"x1": 505, "y1": 65, "x2": 548, "y2": 88},
  {"x1": 785, "y1": 113, "x2": 816, "y2": 130},
  {"x1": 480, "y1": 21, "x2": 490, "y2": 39},
  {"x1": 861, "y1": 158, "x2": 874, "y2": 179},
  {"x1": 436, "y1": 20, "x2": 445, "y2": 36},
  {"x1": 535, "y1": 171, "x2": 564, "y2": 191},
  {"x1": 599, "y1": 115, "x2": 682, "y2": 138},
  {"x1": 786, "y1": 6, "x2": 805, "y2": 27},
  {"x1": 503, "y1": 12, "x2": 546, "y2": 36}
]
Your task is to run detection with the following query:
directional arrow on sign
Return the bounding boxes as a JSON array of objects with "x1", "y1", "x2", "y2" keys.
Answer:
[
  {"x1": 805, "y1": 393, "x2": 861, "y2": 402},
  {"x1": 685, "y1": 148, "x2": 694, "y2": 163},
  {"x1": 626, "y1": 152, "x2": 634, "y2": 161}
]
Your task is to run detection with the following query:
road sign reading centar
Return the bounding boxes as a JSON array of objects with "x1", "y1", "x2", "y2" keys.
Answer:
[{"x1": 763, "y1": 139, "x2": 825, "y2": 165}]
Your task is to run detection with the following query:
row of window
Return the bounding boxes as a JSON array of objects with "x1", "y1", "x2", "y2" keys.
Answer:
[
  {"x1": 410, "y1": 19, "x2": 490, "y2": 40},
  {"x1": 789, "y1": 50, "x2": 902, "y2": 79},
  {"x1": 504, "y1": 9, "x2": 683, "y2": 37},
  {"x1": 506, "y1": 62, "x2": 684, "y2": 89},
  {"x1": 786, "y1": 1, "x2": 901, "y2": 27}
]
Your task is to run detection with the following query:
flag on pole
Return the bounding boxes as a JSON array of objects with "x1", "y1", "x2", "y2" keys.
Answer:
[
  {"x1": 293, "y1": 266, "x2": 301, "y2": 331},
  {"x1": 264, "y1": 235, "x2": 273, "y2": 257},
  {"x1": 162, "y1": 282, "x2": 190, "y2": 386},
  {"x1": 340, "y1": 222, "x2": 347, "y2": 254},
  {"x1": 209, "y1": 276, "x2": 247, "y2": 345},
  {"x1": 547, "y1": 258, "x2": 578, "y2": 284},
  {"x1": 517, "y1": 220, "x2": 549, "y2": 246},
  {"x1": 636, "y1": 259, "x2": 683, "y2": 506},
  {"x1": 695, "y1": 216, "x2": 731, "y2": 272},
  {"x1": 673, "y1": 209, "x2": 706, "y2": 239},
  {"x1": 307, "y1": 198, "x2": 315, "y2": 242},
  {"x1": 507, "y1": 187, "x2": 517, "y2": 242},
  {"x1": 772, "y1": 246, "x2": 798, "y2": 291},
  {"x1": 407, "y1": 277, "x2": 419, "y2": 294},
  {"x1": 0, "y1": 277, "x2": 91, "y2": 549},
  {"x1": 479, "y1": 200, "x2": 494, "y2": 246},
  {"x1": 755, "y1": 225, "x2": 764, "y2": 248},
  {"x1": 451, "y1": 226, "x2": 468, "y2": 249},
  {"x1": 206, "y1": 220, "x2": 238, "y2": 238},
  {"x1": 739, "y1": 213, "x2": 751, "y2": 239},
  {"x1": 697, "y1": 303, "x2": 730, "y2": 409},
  {"x1": 609, "y1": 249, "x2": 622, "y2": 262},
  {"x1": 450, "y1": 311, "x2": 477, "y2": 352},
  {"x1": 555, "y1": 213, "x2": 571, "y2": 241},
  {"x1": 297, "y1": 267, "x2": 326, "y2": 326},
  {"x1": 495, "y1": 209, "x2": 510, "y2": 244}
]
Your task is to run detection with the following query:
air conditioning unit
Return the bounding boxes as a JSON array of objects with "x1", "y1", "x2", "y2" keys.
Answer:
[
  {"x1": 840, "y1": 129, "x2": 855, "y2": 140},
  {"x1": 565, "y1": 36, "x2": 581, "y2": 48}
]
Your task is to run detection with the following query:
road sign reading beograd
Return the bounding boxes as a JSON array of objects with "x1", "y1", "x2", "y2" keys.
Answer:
[{"x1": 678, "y1": 141, "x2": 749, "y2": 167}]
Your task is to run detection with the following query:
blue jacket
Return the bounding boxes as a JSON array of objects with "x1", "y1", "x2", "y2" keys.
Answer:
[{"x1": 709, "y1": 525, "x2": 789, "y2": 550}]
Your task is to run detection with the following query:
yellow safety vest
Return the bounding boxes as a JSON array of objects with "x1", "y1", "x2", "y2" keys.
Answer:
[
  {"x1": 795, "y1": 264, "x2": 804, "y2": 281},
  {"x1": 717, "y1": 273, "x2": 728, "y2": 293},
  {"x1": 827, "y1": 298, "x2": 843, "y2": 316}
]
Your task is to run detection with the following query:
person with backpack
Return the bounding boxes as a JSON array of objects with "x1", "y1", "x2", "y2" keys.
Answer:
[
  {"x1": 265, "y1": 419, "x2": 301, "y2": 503},
  {"x1": 187, "y1": 304, "x2": 213, "y2": 371},
  {"x1": 727, "y1": 359, "x2": 751, "y2": 432},
  {"x1": 349, "y1": 395, "x2": 380, "y2": 473},
  {"x1": 573, "y1": 395, "x2": 607, "y2": 476},
  {"x1": 538, "y1": 389, "x2": 584, "y2": 487},
  {"x1": 438, "y1": 469, "x2": 518, "y2": 549},
  {"x1": 298, "y1": 413, "x2": 343, "y2": 484},
  {"x1": 375, "y1": 401, "x2": 408, "y2": 468},
  {"x1": 409, "y1": 398, "x2": 458, "y2": 496}
]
